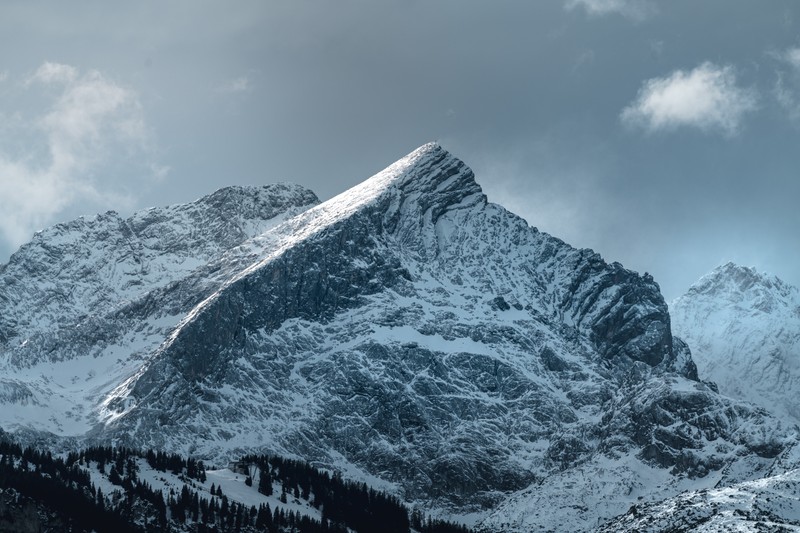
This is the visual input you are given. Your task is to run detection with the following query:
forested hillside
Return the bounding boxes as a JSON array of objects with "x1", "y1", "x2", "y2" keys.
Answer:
[{"x1": 0, "y1": 438, "x2": 470, "y2": 533}]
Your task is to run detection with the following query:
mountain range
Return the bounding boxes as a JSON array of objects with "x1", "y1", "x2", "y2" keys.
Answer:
[{"x1": 0, "y1": 143, "x2": 797, "y2": 531}]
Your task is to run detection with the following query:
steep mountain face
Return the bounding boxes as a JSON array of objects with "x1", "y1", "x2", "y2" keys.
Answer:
[
  {"x1": 0, "y1": 145, "x2": 791, "y2": 530},
  {"x1": 671, "y1": 263, "x2": 800, "y2": 424}
]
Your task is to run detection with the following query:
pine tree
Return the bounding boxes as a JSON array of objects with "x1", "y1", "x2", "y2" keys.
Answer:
[
  {"x1": 258, "y1": 467, "x2": 273, "y2": 496},
  {"x1": 191, "y1": 493, "x2": 200, "y2": 522},
  {"x1": 220, "y1": 496, "x2": 229, "y2": 524},
  {"x1": 256, "y1": 504, "x2": 269, "y2": 529},
  {"x1": 108, "y1": 465, "x2": 122, "y2": 485}
]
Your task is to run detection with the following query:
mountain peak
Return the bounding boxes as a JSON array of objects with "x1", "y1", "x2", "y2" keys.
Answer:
[
  {"x1": 2, "y1": 143, "x2": 788, "y2": 532},
  {"x1": 671, "y1": 263, "x2": 800, "y2": 425},
  {"x1": 263, "y1": 144, "x2": 486, "y2": 255},
  {"x1": 0, "y1": 181, "x2": 319, "y2": 348},
  {"x1": 349, "y1": 142, "x2": 482, "y2": 199},
  {"x1": 682, "y1": 262, "x2": 792, "y2": 300}
]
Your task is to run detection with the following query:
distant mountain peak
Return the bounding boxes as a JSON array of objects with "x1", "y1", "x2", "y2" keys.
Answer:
[
  {"x1": 686, "y1": 261, "x2": 796, "y2": 302},
  {"x1": 0, "y1": 181, "x2": 319, "y2": 349},
  {"x1": 671, "y1": 264, "x2": 800, "y2": 424}
]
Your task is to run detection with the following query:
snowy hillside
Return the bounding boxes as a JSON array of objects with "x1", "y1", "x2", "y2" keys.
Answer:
[
  {"x1": 598, "y1": 466, "x2": 800, "y2": 531},
  {"x1": 671, "y1": 262, "x2": 800, "y2": 424},
  {"x1": 0, "y1": 183, "x2": 317, "y2": 436},
  {"x1": 0, "y1": 144, "x2": 793, "y2": 531}
]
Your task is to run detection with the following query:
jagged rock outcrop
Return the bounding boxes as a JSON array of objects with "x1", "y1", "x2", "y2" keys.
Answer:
[
  {"x1": 0, "y1": 183, "x2": 317, "y2": 431},
  {"x1": 597, "y1": 467, "x2": 800, "y2": 532}
]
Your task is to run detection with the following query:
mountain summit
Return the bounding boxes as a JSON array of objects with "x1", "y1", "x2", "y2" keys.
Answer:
[
  {"x1": 671, "y1": 262, "x2": 800, "y2": 423},
  {"x1": 0, "y1": 145, "x2": 789, "y2": 530}
]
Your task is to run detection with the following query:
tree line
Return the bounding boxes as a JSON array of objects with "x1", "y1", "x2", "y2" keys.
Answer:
[{"x1": 0, "y1": 439, "x2": 471, "y2": 532}]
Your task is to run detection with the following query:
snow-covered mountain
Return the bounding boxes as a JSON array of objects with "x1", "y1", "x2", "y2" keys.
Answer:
[
  {"x1": 0, "y1": 183, "x2": 318, "y2": 437},
  {"x1": 0, "y1": 144, "x2": 793, "y2": 531},
  {"x1": 671, "y1": 262, "x2": 800, "y2": 424}
]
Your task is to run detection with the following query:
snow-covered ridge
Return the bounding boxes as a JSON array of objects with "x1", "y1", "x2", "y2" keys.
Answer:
[
  {"x1": 0, "y1": 183, "x2": 317, "y2": 436},
  {"x1": 671, "y1": 262, "x2": 800, "y2": 423},
  {"x1": 0, "y1": 182, "x2": 318, "y2": 349},
  {"x1": 109, "y1": 142, "x2": 684, "y2": 421},
  {"x1": 682, "y1": 261, "x2": 798, "y2": 308},
  {"x1": 598, "y1": 467, "x2": 800, "y2": 532}
]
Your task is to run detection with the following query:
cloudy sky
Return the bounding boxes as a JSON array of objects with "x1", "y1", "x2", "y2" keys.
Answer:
[{"x1": 1, "y1": 0, "x2": 798, "y2": 300}]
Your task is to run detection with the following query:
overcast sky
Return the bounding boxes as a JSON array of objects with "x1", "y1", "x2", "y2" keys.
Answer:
[{"x1": 1, "y1": 0, "x2": 798, "y2": 300}]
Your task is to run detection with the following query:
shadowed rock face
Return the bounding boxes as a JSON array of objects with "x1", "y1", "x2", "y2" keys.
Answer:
[{"x1": 0, "y1": 145, "x2": 789, "y2": 530}]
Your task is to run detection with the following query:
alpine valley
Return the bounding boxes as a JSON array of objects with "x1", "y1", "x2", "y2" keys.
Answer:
[{"x1": 1, "y1": 144, "x2": 798, "y2": 532}]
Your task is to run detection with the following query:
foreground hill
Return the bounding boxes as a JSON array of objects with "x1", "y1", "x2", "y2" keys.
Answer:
[{"x1": 0, "y1": 434, "x2": 467, "y2": 533}]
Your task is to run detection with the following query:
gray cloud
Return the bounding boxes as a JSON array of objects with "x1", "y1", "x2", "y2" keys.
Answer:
[{"x1": 621, "y1": 63, "x2": 758, "y2": 136}]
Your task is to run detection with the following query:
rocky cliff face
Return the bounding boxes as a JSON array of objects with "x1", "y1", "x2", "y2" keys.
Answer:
[
  {"x1": 0, "y1": 145, "x2": 790, "y2": 530},
  {"x1": 671, "y1": 263, "x2": 800, "y2": 424}
]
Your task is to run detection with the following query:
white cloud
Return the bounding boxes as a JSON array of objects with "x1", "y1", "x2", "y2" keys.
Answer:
[
  {"x1": 0, "y1": 63, "x2": 157, "y2": 248},
  {"x1": 217, "y1": 75, "x2": 252, "y2": 94},
  {"x1": 565, "y1": 0, "x2": 656, "y2": 22},
  {"x1": 27, "y1": 62, "x2": 78, "y2": 85},
  {"x1": 620, "y1": 62, "x2": 758, "y2": 136},
  {"x1": 781, "y1": 47, "x2": 800, "y2": 69}
]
